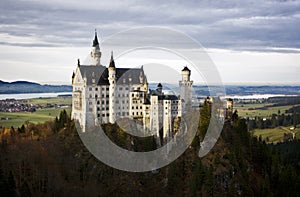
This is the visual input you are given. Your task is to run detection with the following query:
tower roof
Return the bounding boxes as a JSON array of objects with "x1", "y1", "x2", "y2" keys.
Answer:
[
  {"x1": 157, "y1": 83, "x2": 162, "y2": 88},
  {"x1": 182, "y1": 66, "x2": 190, "y2": 72},
  {"x1": 92, "y1": 29, "x2": 99, "y2": 47},
  {"x1": 109, "y1": 51, "x2": 115, "y2": 68}
]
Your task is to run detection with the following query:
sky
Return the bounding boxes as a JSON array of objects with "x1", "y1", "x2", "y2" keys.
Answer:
[{"x1": 0, "y1": 0, "x2": 300, "y2": 85}]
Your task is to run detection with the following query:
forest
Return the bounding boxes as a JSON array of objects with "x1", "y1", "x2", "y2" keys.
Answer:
[{"x1": 0, "y1": 103, "x2": 300, "y2": 196}]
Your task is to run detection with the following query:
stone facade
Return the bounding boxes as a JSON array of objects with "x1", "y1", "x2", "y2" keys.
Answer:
[{"x1": 71, "y1": 32, "x2": 193, "y2": 143}]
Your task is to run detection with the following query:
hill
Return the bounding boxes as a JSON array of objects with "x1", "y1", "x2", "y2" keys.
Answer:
[
  {"x1": 0, "y1": 80, "x2": 72, "y2": 94},
  {"x1": 0, "y1": 109, "x2": 299, "y2": 196}
]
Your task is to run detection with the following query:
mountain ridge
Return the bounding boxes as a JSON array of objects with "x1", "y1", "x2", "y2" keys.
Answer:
[{"x1": 0, "y1": 80, "x2": 72, "y2": 94}]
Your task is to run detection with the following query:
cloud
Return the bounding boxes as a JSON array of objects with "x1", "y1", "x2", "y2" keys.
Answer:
[
  {"x1": 0, "y1": 0, "x2": 299, "y2": 52},
  {"x1": 0, "y1": 0, "x2": 299, "y2": 84}
]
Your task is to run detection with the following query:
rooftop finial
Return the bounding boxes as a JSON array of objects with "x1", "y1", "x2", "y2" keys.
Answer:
[{"x1": 77, "y1": 58, "x2": 80, "y2": 66}]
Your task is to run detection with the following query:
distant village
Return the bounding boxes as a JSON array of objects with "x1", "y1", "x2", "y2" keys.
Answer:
[{"x1": 0, "y1": 98, "x2": 70, "y2": 113}]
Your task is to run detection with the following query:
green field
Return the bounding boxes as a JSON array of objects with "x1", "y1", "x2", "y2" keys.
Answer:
[
  {"x1": 0, "y1": 108, "x2": 71, "y2": 128},
  {"x1": 0, "y1": 97, "x2": 72, "y2": 128},
  {"x1": 27, "y1": 97, "x2": 72, "y2": 105},
  {"x1": 234, "y1": 103, "x2": 295, "y2": 118},
  {"x1": 253, "y1": 126, "x2": 300, "y2": 144}
]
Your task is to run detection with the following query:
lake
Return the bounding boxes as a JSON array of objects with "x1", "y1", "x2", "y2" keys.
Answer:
[
  {"x1": 224, "y1": 94, "x2": 298, "y2": 99},
  {"x1": 0, "y1": 92, "x2": 72, "y2": 100}
]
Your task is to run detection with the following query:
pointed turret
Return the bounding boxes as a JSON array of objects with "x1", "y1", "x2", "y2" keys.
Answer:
[
  {"x1": 90, "y1": 29, "x2": 101, "y2": 66},
  {"x1": 109, "y1": 51, "x2": 115, "y2": 68},
  {"x1": 92, "y1": 29, "x2": 99, "y2": 47},
  {"x1": 71, "y1": 71, "x2": 75, "y2": 85}
]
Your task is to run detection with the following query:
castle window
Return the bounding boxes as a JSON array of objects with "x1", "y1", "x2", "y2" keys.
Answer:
[
  {"x1": 132, "y1": 106, "x2": 134, "y2": 109},
  {"x1": 106, "y1": 87, "x2": 109, "y2": 91},
  {"x1": 102, "y1": 87, "x2": 105, "y2": 91},
  {"x1": 126, "y1": 94, "x2": 129, "y2": 97},
  {"x1": 97, "y1": 114, "x2": 100, "y2": 117},
  {"x1": 140, "y1": 112, "x2": 142, "y2": 115},
  {"x1": 119, "y1": 87, "x2": 123, "y2": 91},
  {"x1": 106, "y1": 95, "x2": 109, "y2": 98},
  {"x1": 122, "y1": 100, "x2": 125, "y2": 104},
  {"x1": 136, "y1": 106, "x2": 138, "y2": 109},
  {"x1": 102, "y1": 114, "x2": 105, "y2": 117},
  {"x1": 89, "y1": 87, "x2": 92, "y2": 91},
  {"x1": 89, "y1": 94, "x2": 92, "y2": 98},
  {"x1": 107, "y1": 113, "x2": 109, "y2": 116},
  {"x1": 132, "y1": 112, "x2": 134, "y2": 115},
  {"x1": 89, "y1": 108, "x2": 92, "y2": 112},
  {"x1": 106, "y1": 107, "x2": 109, "y2": 110},
  {"x1": 132, "y1": 93, "x2": 134, "y2": 97},
  {"x1": 95, "y1": 94, "x2": 98, "y2": 98},
  {"x1": 125, "y1": 87, "x2": 129, "y2": 90},
  {"x1": 97, "y1": 101, "x2": 100, "y2": 105},
  {"x1": 140, "y1": 106, "x2": 142, "y2": 109},
  {"x1": 97, "y1": 107, "x2": 100, "y2": 111},
  {"x1": 106, "y1": 100, "x2": 109, "y2": 104},
  {"x1": 95, "y1": 88, "x2": 98, "y2": 91},
  {"x1": 122, "y1": 112, "x2": 125, "y2": 116},
  {"x1": 102, "y1": 94, "x2": 104, "y2": 97}
]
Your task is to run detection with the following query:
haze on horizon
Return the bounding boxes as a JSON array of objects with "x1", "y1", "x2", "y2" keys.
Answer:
[{"x1": 0, "y1": 0, "x2": 300, "y2": 85}]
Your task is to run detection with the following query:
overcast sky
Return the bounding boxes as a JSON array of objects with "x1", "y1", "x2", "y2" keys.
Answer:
[{"x1": 0, "y1": 0, "x2": 299, "y2": 85}]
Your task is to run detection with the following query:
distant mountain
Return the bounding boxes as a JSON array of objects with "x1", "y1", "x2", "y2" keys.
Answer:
[
  {"x1": 0, "y1": 80, "x2": 72, "y2": 94},
  {"x1": 193, "y1": 85, "x2": 300, "y2": 96}
]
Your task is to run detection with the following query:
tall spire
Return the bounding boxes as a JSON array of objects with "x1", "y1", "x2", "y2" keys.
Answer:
[
  {"x1": 109, "y1": 51, "x2": 115, "y2": 68},
  {"x1": 93, "y1": 29, "x2": 99, "y2": 47}
]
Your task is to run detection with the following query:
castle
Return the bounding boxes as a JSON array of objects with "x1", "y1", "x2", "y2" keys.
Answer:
[{"x1": 71, "y1": 32, "x2": 193, "y2": 143}]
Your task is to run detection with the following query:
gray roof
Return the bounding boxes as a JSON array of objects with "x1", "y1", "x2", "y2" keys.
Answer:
[
  {"x1": 78, "y1": 65, "x2": 146, "y2": 85},
  {"x1": 147, "y1": 91, "x2": 179, "y2": 102},
  {"x1": 160, "y1": 94, "x2": 179, "y2": 101},
  {"x1": 182, "y1": 66, "x2": 190, "y2": 72},
  {"x1": 79, "y1": 65, "x2": 106, "y2": 85}
]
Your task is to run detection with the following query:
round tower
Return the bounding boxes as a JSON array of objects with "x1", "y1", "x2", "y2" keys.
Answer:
[
  {"x1": 90, "y1": 30, "x2": 101, "y2": 66},
  {"x1": 179, "y1": 66, "x2": 193, "y2": 113},
  {"x1": 108, "y1": 51, "x2": 116, "y2": 123},
  {"x1": 181, "y1": 66, "x2": 191, "y2": 81}
]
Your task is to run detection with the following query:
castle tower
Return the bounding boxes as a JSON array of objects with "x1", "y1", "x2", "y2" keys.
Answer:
[
  {"x1": 108, "y1": 51, "x2": 116, "y2": 123},
  {"x1": 179, "y1": 66, "x2": 193, "y2": 113},
  {"x1": 90, "y1": 30, "x2": 101, "y2": 66},
  {"x1": 157, "y1": 83, "x2": 163, "y2": 95}
]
